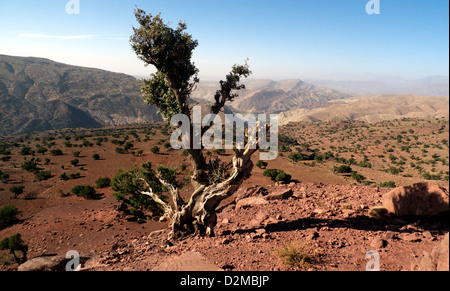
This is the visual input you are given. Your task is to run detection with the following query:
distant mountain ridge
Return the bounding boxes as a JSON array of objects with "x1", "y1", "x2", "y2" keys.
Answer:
[
  {"x1": 191, "y1": 79, "x2": 355, "y2": 114},
  {"x1": 278, "y1": 94, "x2": 450, "y2": 125},
  {"x1": 308, "y1": 75, "x2": 449, "y2": 96},
  {"x1": 0, "y1": 54, "x2": 162, "y2": 136}
]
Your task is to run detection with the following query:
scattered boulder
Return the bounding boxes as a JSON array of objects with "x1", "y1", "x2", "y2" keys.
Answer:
[
  {"x1": 419, "y1": 233, "x2": 449, "y2": 271},
  {"x1": 152, "y1": 252, "x2": 222, "y2": 271},
  {"x1": 235, "y1": 186, "x2": 268, "y2": 202},
  {"x1": 18, "y1": 255, "x2": 88, "y2": 272},
  {"x1": 382, "y1": 182, "x2": 449, "y2": 217},
  {"x1": 265, "y1": 188, "x2": 293, "y2": 201},
  {"x1": 235, "y1": 196, "x2": 269, "y2": 211}
]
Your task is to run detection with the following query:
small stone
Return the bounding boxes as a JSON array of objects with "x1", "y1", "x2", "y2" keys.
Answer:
[{"x1": 370, "y1": 237, "x2": 387, "y2": 249}]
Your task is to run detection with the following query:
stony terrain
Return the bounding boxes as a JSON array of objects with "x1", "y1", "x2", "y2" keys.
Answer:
[{"x1": 0, "y1": 118, "x2": 448, "y2": 271}]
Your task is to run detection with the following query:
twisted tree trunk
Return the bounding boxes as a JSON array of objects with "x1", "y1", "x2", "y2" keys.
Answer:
[{"x1": 140, "y1": 124, "x2": 262, "y2": 243}]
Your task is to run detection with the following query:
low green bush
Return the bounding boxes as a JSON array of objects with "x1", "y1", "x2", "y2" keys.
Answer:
[{"x1": 0, "y1": 205, "x2": 19, "y2": 230}]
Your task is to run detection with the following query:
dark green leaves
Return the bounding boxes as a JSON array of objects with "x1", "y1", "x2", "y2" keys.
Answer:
[{"x1": 131, "y1": 8, "x2": 199, "y2": 113}]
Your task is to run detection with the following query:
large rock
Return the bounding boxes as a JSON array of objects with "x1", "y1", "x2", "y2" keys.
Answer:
[
  {"x1": 18, "y1": 255, "x2": 72, "y2": 272},
  {"x1": 382, "y1": 183, "x2": 449, "y2": 216},
  {"x1": 152, "y1": 252, "x2": 221, "y2": 271},
  {"x1": 419, "y1": 233, "x2": 449, "y2": 271},
  {"x1": 235, "y1": 186, "x2": 268, "y2": 202},
  {"x1": 235, "y1": 196, "x2": 269, "y2": 211},
  {"x1": 18, "y1": 254, "x2": 90, "y2": 271},
  {"x1": 265, "y1": 188, "x2": 293, "y2": 201}
]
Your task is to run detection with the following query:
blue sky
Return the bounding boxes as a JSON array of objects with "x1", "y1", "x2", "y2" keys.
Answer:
[{"x1": 0, "y1": 0, "x2": 448, "y2": 81}]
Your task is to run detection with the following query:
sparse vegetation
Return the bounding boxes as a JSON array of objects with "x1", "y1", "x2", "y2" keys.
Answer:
[
  {"x1": 71, "y1": 185, "x2": 98, "y2": 200},
  {"x1": 0, "y1": 234, "x2": 28, "y2": 265},
  {"x1": 150, "y1": 146, "x2": 160, "y2": 154},
  {"x1": 0, "y1": 205, "x2": 20, "y2": 230},
  {"x1": 276, "y1": 240, "x2": 319, "y2": 270},
  {"x1": 95, "y1": 177, "x2": 111, "y2": 189},
  {"x1": 9, "y1": 186, "x2": 25, "y2": 199},
  {"x1": 35, "y1": 171, "x2": 52, "y2": 181}
]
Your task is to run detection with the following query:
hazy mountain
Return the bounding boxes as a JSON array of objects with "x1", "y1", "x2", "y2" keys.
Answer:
[
  {"x1": 308, "y1": 74, "x2": 449, "y2": 96},
  {"x1": 191, "y1": 79, "x2": 354, "y2": 114},
  {"x1": 0, "y1": 55, "x2": 162, "y2": 136},
  {"x1": 278, "y1": 94, "x2": 450, "y2": 125}
]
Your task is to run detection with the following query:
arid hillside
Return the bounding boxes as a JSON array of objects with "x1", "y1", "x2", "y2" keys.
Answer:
[
  {"x1": 0, "y1": 55, "x2": 162, "y2": 136},
  {"x1": 0, "y1": 117, "x2": 448, "y2": 271},
  {"x1": 279, "y1": 94, "x2": 449, "y2": 125}
]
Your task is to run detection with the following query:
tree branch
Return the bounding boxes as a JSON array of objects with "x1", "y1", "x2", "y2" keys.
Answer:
[{"x1": 139, "y1": 178, "x2": 174, "y2": 222}]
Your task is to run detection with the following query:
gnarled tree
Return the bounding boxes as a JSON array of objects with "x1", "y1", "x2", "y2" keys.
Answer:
[{"x1": 130, "y1": 8, "x2": 266, "y2": 243}]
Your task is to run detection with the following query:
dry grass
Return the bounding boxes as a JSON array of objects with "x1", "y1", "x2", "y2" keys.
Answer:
[{"x1": 275, "y1": 240, "x2": 321, "y2": 270}]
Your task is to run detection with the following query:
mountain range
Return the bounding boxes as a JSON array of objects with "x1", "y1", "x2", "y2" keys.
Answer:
[
  {"x1": 0, "y1": 54, "x2": 448, "y2": 136},
  {"x1": 278, "y1": 94, "x2": 449, "y2": 125},
  {"x1": 191, "y1": 79, "x2": 354, "y2": 114},
  {"x1": 0, "y1": 54, "x2": 162, "y2": 136}
]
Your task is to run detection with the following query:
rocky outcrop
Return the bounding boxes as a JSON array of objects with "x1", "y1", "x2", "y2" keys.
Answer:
[
  {"x1": 18, "y1": 254, "x2": 89, "y2": 271},
  {"x1": 419, "y1": 233, "x2": 449, "y2": 271},
  {"x1": 382, "y1": 182, "x2": 449, "y2": 217}
]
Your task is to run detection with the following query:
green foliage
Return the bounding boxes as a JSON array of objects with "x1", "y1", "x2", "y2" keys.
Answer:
[
  {"x1": 157, "y1": 166, "x2": 178, "y2": 186},
  {"x1": 358, "y1": 159, "x2": 372, "y2": 168},
  {"x1": 256, "y1": 160, "x2": 268, "y2": 169},
  {"x1": 9, "y1": 186, "x2": 25, "y2": 198},
  {"x1": 378, "y1": 181, "x2": 397, "y2": 188},
  {"x1": 35, "y1": 171, "x2": 52, "y2": 181},
  {"x1": 0, "y1": 233, "x2": 28, "y2": 264},
  {"x1": 333, "y1": 165, "x2": 353, "y2": 174},
  {"x1": 131, "y1": 9, "x2": 199, "y2": 121},
  {"x1": 21, "y1": 158, "x2": 39, "y2": 173},
  {"x1": 0, "y1": 147, "x2": 11, "y2": 155},
  {"x1": 288, "y1": 152, "x2": 305, "y2": 162},
  {"x1": 275, "y1": 171, "x2": 292, "y2": 183},
  {"x1": 0, "y1": 205, "x2": 19, "y2": 230},
  {"x1": 95, "y1": 177, "x2": 111, "y2": 189},
  {"x1": 0, "y1": 170, "x2": 10, "y2": 183},
  {"x1": 60, "y1": 173, "x2": 81, "y2": 181},
  {"x1": 71, "y1": 185, "x2": 98, "y2": 200},
  {"x1": 263, "y1": 169, "x2": 280, "y2": 180},
  {"x1": 50, "y1": 149, "x2": 63, "y2": 156},
  {"x1": 141, "y1": 72, "x2": 182, "y2": 121},
  {"x1": 0, "y1": 156, "x2": 11, "y2": 162},
  {"x1": 20, "y1": 146, "x2": 33, "y2": 156},
  {"x1": 264, "y1": 169, "x2": 292, "y2": 183},
  {"x1": 111, "y1": 163, "x2": 168, "y2": 219},
  {"x1": 70, "y1": 159, "x2": 80, "y2": 166},
  {"x1": 351, "y1": 172, "x2": 366, "y2": 183},
  {"x1": 36, "y1": 146, "x2": 48, "y2": 155},
  {"x1": 150, "y1": 146, "x2": 160, "y2": 154},
  {"x1": 279, "y1": 134, "x2": 298, "y2": 146},
  {"x1": 422, "y1": 172, "x2": 442, "y2": 181},
  {"x1": 92, "y1": 153, "x2": 100, "y2": 160}
]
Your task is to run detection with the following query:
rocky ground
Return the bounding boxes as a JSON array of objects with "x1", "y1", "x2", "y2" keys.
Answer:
[
  {"x1": 11, "y1": 182, "x2": 447, "y2": 272},
  {"x1": 1, "y1": 119, "x2": 448, "y2": 272}
]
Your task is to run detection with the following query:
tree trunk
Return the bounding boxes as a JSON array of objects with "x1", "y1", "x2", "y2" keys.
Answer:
[{"x1": 141, "y1": 130, "x2": 260, "y2": 243}]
